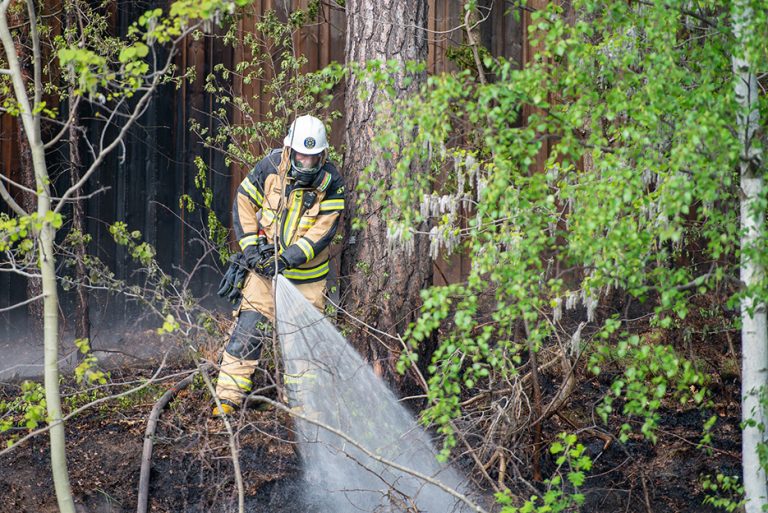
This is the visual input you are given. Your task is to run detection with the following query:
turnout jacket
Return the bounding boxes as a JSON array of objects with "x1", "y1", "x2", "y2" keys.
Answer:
[{"x1": 233, "y1": 148, "x2": 345, "y2": 283}]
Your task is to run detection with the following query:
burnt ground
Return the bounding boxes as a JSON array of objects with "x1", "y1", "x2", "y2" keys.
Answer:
[
  {"x1": 0, "y1": 360, "x2": 315, "y2": 513},
  {"x1": 0, "y1": 344, "x2": 743, "y2": 513}
]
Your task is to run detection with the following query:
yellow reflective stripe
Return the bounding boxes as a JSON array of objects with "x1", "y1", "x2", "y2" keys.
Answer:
[
  {"x1": 282, "y1": 190, "x2": 303, "y2": 245},
  {"x1": 318, "y1": 173, "x2": 332, "y2": 192},
  {"x1": 296, "y1": 238, "x2": 315, "y2": 261},
  {"x1": 262, "y1": 209, "x2": 276, "y2": 223},
  {"x1": 218, "y1": 374, "x2": 253, "y2": 391},
  {"x1": 283, "y1": 260, "x2": 329, "y2": 280},
  {"x1": 319, "y1": 198, "x2": 344, "y2": 211},
  {"x1": 298, "y1": 217, "x2": 316, "y2": 230},
  {"x1": 240, "y1": 177, "x2": 263, "y2": 207},
  {"x1": 239, "y1": 234, "x2": 260, "y2": 250}
]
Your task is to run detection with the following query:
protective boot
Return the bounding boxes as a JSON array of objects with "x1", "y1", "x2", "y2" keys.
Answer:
[
  {"x1": 212, "y1": 310, "x2": 271, "y2": 416},
  {"x1": 212, "y1": 399, "x2": 239, "y2": 417}
]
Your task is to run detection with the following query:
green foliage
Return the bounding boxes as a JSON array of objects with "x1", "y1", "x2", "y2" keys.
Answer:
[
  {"x1": 701, "y1": 474, "x2": 746, "y2": 512},
  {"x1": 45, "y1": 0, "x2": 258, "y2": 112},
  {"x1": 73, "y1": 338, "x2": 108, "y2": 385},
  {"x1": 1, "y1": 214, "x2": 35, "y2": 255},
  {"x1": 158, "y1": 314, "x2": 180, "y2": 335},
  {"x1": 109, "y1": 222, "x2": 157, "y2": 266},
  {"x1": 0, "y1": 211, "x2": 63, "y2": 251},
  {"x1": 358, "y1": 0, "x2": 767, "y2": 486},
  {"x1": 496, "y1": 433, "x2": 592, "y2": 512},
  {"x1": 177, "y1": 156, "x2": 231, "y2": 264},
  {"x1": 590, "y1": 332, "x2": 708, "y2": 442},
  {"x1": 61, "y1": 386, "x2": 109, "y2": 414},
  {"x1": 0, "y1": 381, "x2": 47, "y2": 447}
]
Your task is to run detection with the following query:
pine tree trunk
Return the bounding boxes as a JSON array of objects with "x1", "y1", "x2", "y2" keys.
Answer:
[
  {"x1": 733, "y1": 0, "x2": 768, "y2": 510},
  {"x1": 67, "y1": 2, "x2": 90, "y2": 343},
  {"x1": 341, "y1": 0, "x2": 431, "y2": 384}
]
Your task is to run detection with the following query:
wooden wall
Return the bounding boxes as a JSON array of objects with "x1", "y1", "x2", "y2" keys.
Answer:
[{"x1": 0, "y1": 0, "x2": 525, "y2": 335}]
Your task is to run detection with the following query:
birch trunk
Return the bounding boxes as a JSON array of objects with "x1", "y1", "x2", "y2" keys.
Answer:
[
  {"x1": 733, "y1": 0, "x2": 768, "y2": 510},
  {"x1": 9, "y1": 1, "x2": 44, "y2": 337},
  {"x1": 0, "y1": 1, "x2": 76, "y2": 511}
]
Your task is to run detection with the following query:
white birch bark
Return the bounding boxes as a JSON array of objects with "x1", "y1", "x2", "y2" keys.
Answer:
[
  {"x1": 0, "y1": 1, "x2": 76, "y2": 511},
  {"x1": 733, "y1": 0, "x2": 768, "y2": 510}
]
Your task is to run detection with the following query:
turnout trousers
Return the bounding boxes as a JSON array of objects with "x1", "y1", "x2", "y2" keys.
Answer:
[{"x1": 214, "y1": 272, "x2": 326, "y2": 407}]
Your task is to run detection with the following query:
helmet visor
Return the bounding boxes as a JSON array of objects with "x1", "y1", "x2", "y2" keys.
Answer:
[{"x1": 290, "y1": 151, "x2": 322, "y2": 183}]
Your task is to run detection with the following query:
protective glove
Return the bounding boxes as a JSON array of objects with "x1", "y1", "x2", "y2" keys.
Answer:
[
  {"x1": 217, "y1": 253, "x2": 248, "y2": 302},
  {"x1": 243, "y1": 235, "x2": 270, "y2": 269},
  {"x1": 243, "y1": 244, "x2": 264, "y2": 270},
  {"x1": 254, "y1": 240, "x2": 275, "y2": 269},
  {"x1": 254, "y1": 255, "x2": 288, "y2": 278}
]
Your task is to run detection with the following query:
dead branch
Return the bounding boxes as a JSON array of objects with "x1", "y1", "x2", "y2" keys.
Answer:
[
  {"x1": 193, "y1": 355, "x2": 245, "y2": 513},
  {"x1": 137, "y1": 368, "x2": 203, "y2": 513}
]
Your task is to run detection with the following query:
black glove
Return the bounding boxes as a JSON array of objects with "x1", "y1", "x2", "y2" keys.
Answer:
[
  {"x1": 243, "y1": 244, "x2": 263, "y2": 270},
  {"x1": 254, "y1": 255, "x2": 288, "y2": 277},
  {"x1": 254, "y1": 240, "x2": 275, "y2": 268},
  {"x1": 217, "y1": 253, "x2": 248, "y2": 302}
]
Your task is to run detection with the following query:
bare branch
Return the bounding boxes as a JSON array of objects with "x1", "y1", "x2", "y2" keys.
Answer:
[
  {"x1": 25, "y1": 0, "x2": 42, "y2": 110},
  {"x1": 0, "y1": 173, "x2": 110, "y2": 202},
  {"x1": 0, "y1": 263, "x2": 40, "y2": 279},
  {"x1": 137, "y1": 368, "x2": 203, "y2": 513},
  {"x1": 43, "y1": 96, "x2": 83, "y2": 150},
  {"x1": 0, "y1": 171, "x2": 38, "y2": 196},
  {"x1": 194, "y1": 356, "x2": 246, "y2": 513},
  {"x1": 0, "y1": 179, "x2": 27, "y2": 216},
  {"x1": 54, "y1": 186, "x2": 110, "y2": 202},
  {"x1": 0, "y1": 293, "x2": 45, "y2": 312},
  {"x1": 464, "y1": 7, "x2": 487, "y2": 85}
]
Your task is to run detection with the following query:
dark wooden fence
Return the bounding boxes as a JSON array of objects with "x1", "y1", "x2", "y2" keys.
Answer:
[{"x1": 0, "y1": 0, "x2": 525, "y2": 337}]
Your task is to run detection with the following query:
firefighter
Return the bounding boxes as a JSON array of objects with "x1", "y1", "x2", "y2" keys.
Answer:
[{"x1": 213, "y1": 115, "x2": 345, "y2": 416}]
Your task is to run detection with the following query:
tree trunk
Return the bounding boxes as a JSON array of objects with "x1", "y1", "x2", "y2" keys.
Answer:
[
  {"x1": 69, "y1": 105, "x2": 90, "y2": 342},
  {"x1": 10, "y1": 4, "x2": 44, "y2": 339},
  {"x1": 40, "y1": 211, "x2": 75, "y2": 513},
  {"x1": 66, "y1": 2, "x2": 90, "y2": 343},
  {"x1": 733, "y1": 0, "x2": 768, "y2": 510},
  {"x1": 0, "y1": 1, "x2": 75, "y2": 511},
  {"x1": 340, "y1": 0, "x2": 431, "y2": 384}
]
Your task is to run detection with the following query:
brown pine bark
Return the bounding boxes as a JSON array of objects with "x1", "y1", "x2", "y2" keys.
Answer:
[
  {"x1": 66, "y1": 2, "x2": 90, "y2": 343},
  {"x1": 340, "y1": 0, "x2": 431, "y2": 385}
]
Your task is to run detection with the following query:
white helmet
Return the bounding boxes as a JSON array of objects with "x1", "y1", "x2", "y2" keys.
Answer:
[{"x1": 283, "y1": 115, "x2": 328, "y2": 155}]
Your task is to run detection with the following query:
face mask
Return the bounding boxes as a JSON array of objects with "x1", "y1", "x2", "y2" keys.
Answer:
[{"x1": 290, "y1": 152, "x2": 321, "y2": 185}]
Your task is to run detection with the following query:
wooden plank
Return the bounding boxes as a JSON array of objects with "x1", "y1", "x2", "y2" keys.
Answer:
[
  {"x1": 428, "y1": 0, "x2": 436, "y2": 73},
  {"x1": 0, "y1": 0, "x2": 541, "y2": 313},
  {"x1": 320, "y1": 0, "x2": 331, "y2": 68},
  {"x1": 505, "y1": 1, "x2": 523, "y2": 66},
  {"x1": 522, "y1": 0, "x2": 549, "y2": 174}
]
